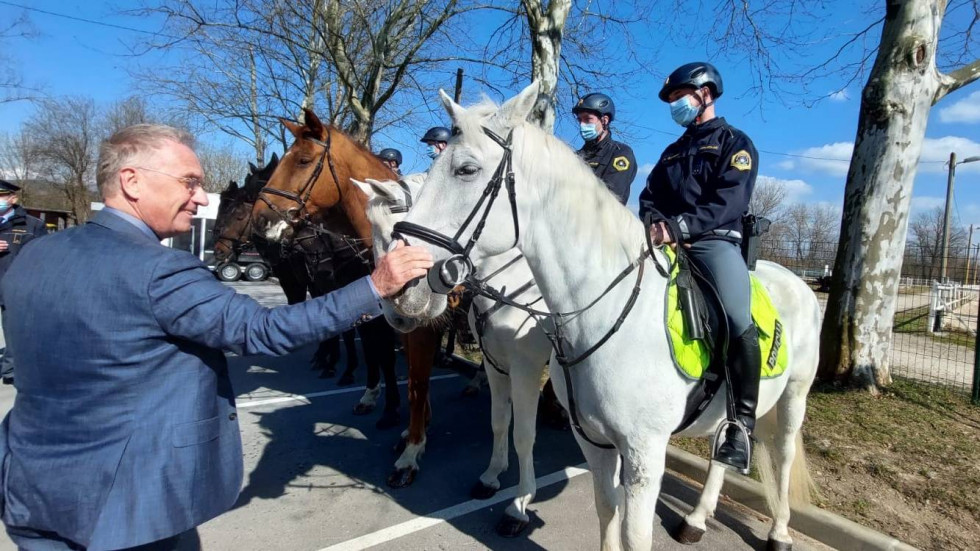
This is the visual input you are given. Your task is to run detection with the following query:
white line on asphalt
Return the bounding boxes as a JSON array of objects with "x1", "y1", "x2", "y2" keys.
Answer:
[
  {"x1": 317, "y1": 463, "x2": 591, "y2": 551},
  {"x1": 236, "y1": 374, "x2": 460, "y2": 409}
]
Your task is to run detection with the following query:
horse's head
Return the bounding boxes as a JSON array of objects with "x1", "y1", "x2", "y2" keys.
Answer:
[
  {"x1": 391, "y1": 83, "x2": 540, "y2": 320},
  {"x1": 213, "y1": 180, "x2": 252, "y2": 263},
  {"x1": 251, "y1": 109, "x2": 390, "y2": 245},
  {"x1": 354, "y1": 173, "x2": 432, "y2": 333}
]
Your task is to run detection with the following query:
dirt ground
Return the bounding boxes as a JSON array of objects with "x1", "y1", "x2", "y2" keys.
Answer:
[{"x1": 674, "y1": 379, "x2": 980, "y2": 551}]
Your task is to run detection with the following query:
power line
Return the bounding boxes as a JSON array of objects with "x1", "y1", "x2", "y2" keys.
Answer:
[{"x1": 0, "y1": 0, "x2": 179, "y2": 40}]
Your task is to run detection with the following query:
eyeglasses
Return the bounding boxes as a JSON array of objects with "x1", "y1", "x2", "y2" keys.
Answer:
[{"x1": 134, "y1": 166, "x2": 205, "y2": 193}]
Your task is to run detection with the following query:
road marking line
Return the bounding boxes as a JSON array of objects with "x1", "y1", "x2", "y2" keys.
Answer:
[
  {"x1": 317, "y1": 463, "x2": 591, "y2": 551},
  {"x1": 236, "y1": 374, "x2": 460, "y2": 409}
]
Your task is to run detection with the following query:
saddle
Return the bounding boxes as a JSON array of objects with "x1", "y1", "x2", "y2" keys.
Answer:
[{"x1": 661, "y1": 247, "x2": 788, "y2": 434}]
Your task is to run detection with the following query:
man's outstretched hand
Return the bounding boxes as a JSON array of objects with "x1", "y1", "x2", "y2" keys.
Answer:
[{"x1": 370, "y1": 241, "x2": 434, "y2": 298}]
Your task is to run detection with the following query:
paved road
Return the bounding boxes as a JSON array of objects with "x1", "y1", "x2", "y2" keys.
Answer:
[{"x1": 0, "y1": 281, "x2": 833, "y2": 551}]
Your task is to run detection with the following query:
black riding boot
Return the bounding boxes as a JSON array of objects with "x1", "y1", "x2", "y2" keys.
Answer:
[{"x1": 714, "y1": 325, "x2": 761, "y2": 473}]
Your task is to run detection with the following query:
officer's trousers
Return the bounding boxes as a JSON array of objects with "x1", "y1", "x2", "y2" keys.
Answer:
[
  {"x1": 0, "y1": 306, "x2": 13, "y2": 379},
  {"x1": 685, "y1": 238, "x2": 753, "y2": 336}
]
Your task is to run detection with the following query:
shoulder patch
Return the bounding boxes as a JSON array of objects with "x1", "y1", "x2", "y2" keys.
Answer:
[
  {"x1": 612, "y1": 156, "x2": 631, "y2": 172},
  {"x1": 731, "y1": 150, "x2": 752, "y2": 171}
]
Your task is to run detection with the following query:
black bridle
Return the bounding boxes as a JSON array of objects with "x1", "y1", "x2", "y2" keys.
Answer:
[
  {"x1": 258, "y1": 128, "x2": 344, "y2": 225},
  {"x1": 392, "y1": 123, "x2": 665, "y2": 449},
  {"x1": 393, "y1": 127, "x2": 519, "y2": 294}
]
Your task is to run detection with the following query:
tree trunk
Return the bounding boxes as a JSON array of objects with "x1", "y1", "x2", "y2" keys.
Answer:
[
  {"x1": 524, "y1": 0, "x2": 570, "y2": 133},
  {"x1": 819, "y1": 0, "x2": 951, "y2": 391},
  {"x1": 249, "y1": 48, "x2": 265, "y2": 165}
]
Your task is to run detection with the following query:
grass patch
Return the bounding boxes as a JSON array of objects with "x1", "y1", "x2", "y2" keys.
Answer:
[
  {"x1": 892, "y1": 304, "x2": 976, "y2": 349},
  {"x1": 670, "y1": 378, "x2": 980, "y2": 550}
]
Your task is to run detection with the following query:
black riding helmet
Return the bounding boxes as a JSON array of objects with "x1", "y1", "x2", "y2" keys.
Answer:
[
  {"x1": 420, "y1": 126, "x2": 451, "y2": 143},
  {"x1": 659, "y1": 62, "x2": 724, "y2": 102},
  {"x1": 378, "y1": 148, "x2": 403, "y2": 165},
  {"x1": 571, "y1": 93, "x2": 616, "y2": 122}
]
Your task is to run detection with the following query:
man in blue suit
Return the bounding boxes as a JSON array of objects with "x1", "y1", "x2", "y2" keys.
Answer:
[{"x1": 0, "y1": 124, "x2": 432, "y2": 550}]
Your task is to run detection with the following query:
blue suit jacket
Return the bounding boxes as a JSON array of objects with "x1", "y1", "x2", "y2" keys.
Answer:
[{"x1": 0, "y1": 210, "x2": 382, "y2": 549}]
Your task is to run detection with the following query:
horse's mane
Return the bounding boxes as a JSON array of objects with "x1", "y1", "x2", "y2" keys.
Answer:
[{"x1": 456, "y1": 98, "x2": 647, "y2": 268}]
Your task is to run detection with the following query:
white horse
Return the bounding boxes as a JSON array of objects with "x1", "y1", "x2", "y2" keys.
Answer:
[
  {"x1": 390, "y1": 84, "x2": 819, "y2": 551},
  {"x1": 354, "y1": 174, "x2": 554, "y2": 536}
]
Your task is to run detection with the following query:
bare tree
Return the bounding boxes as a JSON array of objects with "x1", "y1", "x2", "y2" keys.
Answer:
[
  {"x1": 197, "y1": 144, "x2": 246, "y2": 193},
  {"x1": 0, "y1": 131, "x2": 40, "y2": 203},
  {"x1": 818, "y1": 1, "x2": 980, "y2": 391},
  {"x1": 0, "y1": 11, "x2": 39, "y2": 104},
  {"x1": 27, "y1": 97, "x2": 99, "y2": 224},
  {"x1": 906, "y1": 207, "x2": 969, "y2": 281}
]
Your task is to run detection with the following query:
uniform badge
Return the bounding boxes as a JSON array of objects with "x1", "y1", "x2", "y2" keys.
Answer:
[
  {"x1": 731, "y1": 150, "x2": 752, "y2": 171},
  {"x1": 612, "y1": 156, "x2": 630, "y2": 172}
]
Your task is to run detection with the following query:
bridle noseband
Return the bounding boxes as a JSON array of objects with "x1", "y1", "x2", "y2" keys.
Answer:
[{"x1": 393, "y1": 127, "x2": 519, "y2": 294}]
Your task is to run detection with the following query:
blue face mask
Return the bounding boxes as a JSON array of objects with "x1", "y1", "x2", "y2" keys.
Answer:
[
  {"x1": 580, "y1": 123, "x2": 599, "y2": 141},
  {"x1": 670, "y1": 95, "x2": 701, "y2": 127},
  {"x1": 426, "y1": 144, "x2": 440, "y2": 159},
  {"x1": 0, "y1": 200, "x2": 9, "y2": 212}
]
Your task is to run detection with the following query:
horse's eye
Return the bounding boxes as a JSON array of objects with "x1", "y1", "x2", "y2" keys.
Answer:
[
  {"x1": 297, "y1": 158, "x2": 313, "y2": 166},
  {"x1": 455, "y1": 164, "x2": 480, "y2": 177}
]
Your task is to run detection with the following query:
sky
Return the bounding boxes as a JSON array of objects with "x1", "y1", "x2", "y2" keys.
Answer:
[{"x1": 2, "y1": 0, "x2": 980, "y2": 232}]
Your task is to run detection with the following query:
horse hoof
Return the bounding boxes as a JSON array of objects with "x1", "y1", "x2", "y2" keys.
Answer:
[
  {"x1": 375, "y1": 411, "x2": 401, "y2": 430},
  {"x1": 673, "y1": 521, "x2": 705, "y2": 544},
  {"x1": 766, "y1": 539, "x2": 792, "y2": 551},
  {"x1": 387, "y1": 467, "x2": 417, "y2": 488},
  {"x1": 495, "y1": 514, "x2": 529, "y2": 538},
  {"x1": 470, "y1": 481, "x2": 498, "y2": 500},
  {"x1": 352, "y1": 403, "x2": 375, "y2": 416},
  {"x1": 337, "y1": 373, "x2": 355, "y2": 386}
]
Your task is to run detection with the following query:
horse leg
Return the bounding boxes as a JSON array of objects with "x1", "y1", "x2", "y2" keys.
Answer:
[
  {"x1": 337, "y1": 329, "x2": 358, "y2": 385},
  {"x1": 758, "y1": 380, "x2": 813, "y2": 551},
  {"x1": 495, "y1": 361, "x2": 546, "y2": 537},
  {"x1": 389, "y1": 327, "x2": 439, "y2": 488},
  {"x1": 315, "y1": 337, "x2": 340, "y2": 378},
  {"x1": 539, "y1": 377, "x2": 570, "y2": 430},
  {"x1": 472, "y1": 363, "x2": 512, "y2": 500},
  {"x1": 579, "y1": 442, "x2": 623, "y2": 551},
  {"x1": 365, "y1": 319, "x2": 400, "y2": 430},
  {"x1": 674, "y1": 462, "x2": 727, "y2": 544},
  {"x1": 353, "y1": 326, "x2": 381, "y2": 416},
  {"x1": 620, "y1": 437, "x2": 669, "y2": 551},
  {"x1": 461, "y1": 368, "x2": 486, "y2": 397}
]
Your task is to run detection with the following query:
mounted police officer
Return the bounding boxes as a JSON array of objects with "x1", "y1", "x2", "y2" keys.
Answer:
[
  {"x1": 0, "y1": 179, "x2": 48, "y2": 385},
  {"x1": 420, "y1": 127, "x2": 451, "y2": 161},
  {"x1": 573, "y1": 93, "x2": 637, "y2": 204},
  {"x1": 639, "y1": 62, "x2": 760, "y2": 473},
  {"x1": 378, "y1": 148, "x2": 403, "y2": 174}
]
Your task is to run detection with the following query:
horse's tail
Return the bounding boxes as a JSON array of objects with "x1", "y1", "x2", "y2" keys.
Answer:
[{"x1": 756, "y1": 431, "x2": 818, "y2": 515}]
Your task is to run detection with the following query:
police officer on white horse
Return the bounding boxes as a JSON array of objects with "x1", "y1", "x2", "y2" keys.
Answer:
[
  {"x1": 420, "y1": 127, "x2": 451, "y2": 161},
  {"x1": 573, "y1": 93, "x2": 637, "y2": 204},
  {"x1": 640, "y1": 62, "x2": 760, "y2": 472}
]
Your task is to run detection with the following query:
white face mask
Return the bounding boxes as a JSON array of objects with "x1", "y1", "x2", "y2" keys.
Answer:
[{"x1": 0, "y1": 200, "x2": 9, "y2": 212}]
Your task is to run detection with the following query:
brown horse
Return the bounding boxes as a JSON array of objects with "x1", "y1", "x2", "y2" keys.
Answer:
[
  {"x1": 213, "y1": 160, "x2": 359, "y2": 383},
  {"x1": 251, "y1": 111, "x2": 444, "y2": 445}
]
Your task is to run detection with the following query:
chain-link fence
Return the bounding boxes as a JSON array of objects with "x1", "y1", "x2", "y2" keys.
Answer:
[{"x1": 758, "y1": 240, "x2": 978, "y2": 395}]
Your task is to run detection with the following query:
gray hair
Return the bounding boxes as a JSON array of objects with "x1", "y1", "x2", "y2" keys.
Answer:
[{"x1": 97, "y1": 124, "x2": 195, "y2": 199}]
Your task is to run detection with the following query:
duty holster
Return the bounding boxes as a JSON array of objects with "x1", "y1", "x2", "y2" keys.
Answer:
[
  {"x1": 740, "y1": 215, "x2": 771, "y2": 271},
  {"x1": 642, "y1": 210, "x2": 704, "y2": 342}
]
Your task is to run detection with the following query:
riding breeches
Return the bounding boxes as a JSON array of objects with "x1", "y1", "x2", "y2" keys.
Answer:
[{"x1": 685, "y1": 239, "x2": 753, "y2": 337}]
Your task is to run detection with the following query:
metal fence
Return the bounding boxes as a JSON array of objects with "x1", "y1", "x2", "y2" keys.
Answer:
[{"x1": 757, "y1": 240, "x2": 979, "y2": 397}]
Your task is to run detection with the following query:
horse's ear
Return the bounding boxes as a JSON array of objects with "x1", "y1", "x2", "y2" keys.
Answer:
[
  {"x1": 303, "y1": 108, "x2": 325, "y2": 138},
  {"x1": 269, "y1": 152, "x2": 279, "y2": 164},
  {"x1": 281, "y1": 117, "x2": 303, "y2": 138},
  {"x1": 248, "y1": 162, "x2": 258, "y2": 173},
  {"x1": 439, "y1": 89, "x2": 465, "y2": 123},
  {"x1": 497, "y1": 81, "x2": 539, "y2": 128},
  {"x1": 353, "y1": 178, "x2": 399, "y2": 204}
]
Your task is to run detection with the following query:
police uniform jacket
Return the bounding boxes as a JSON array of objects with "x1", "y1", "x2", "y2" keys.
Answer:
[
  {"x1": 0, "y1": 206, "x2": 47, "y2": 307},
  {"x1": 639, "y1": 117, "x2": 757, "y2": 243},
  {"x1": 577, "y1": 132, "x2": 637, "y2": 205}
]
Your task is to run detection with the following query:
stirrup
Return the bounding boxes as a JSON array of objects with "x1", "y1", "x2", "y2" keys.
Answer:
[{"x1": 711, "y1": 419, "x2": 752, "y2": 475}]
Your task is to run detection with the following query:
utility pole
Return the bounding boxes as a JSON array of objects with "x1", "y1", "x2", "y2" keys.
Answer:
[
  {"x1": 941, "y1": 152, "x2": 956, "y2": 283},
  {"x1": 966, "y1": 224, "x2": 975, "y2": 285}
]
